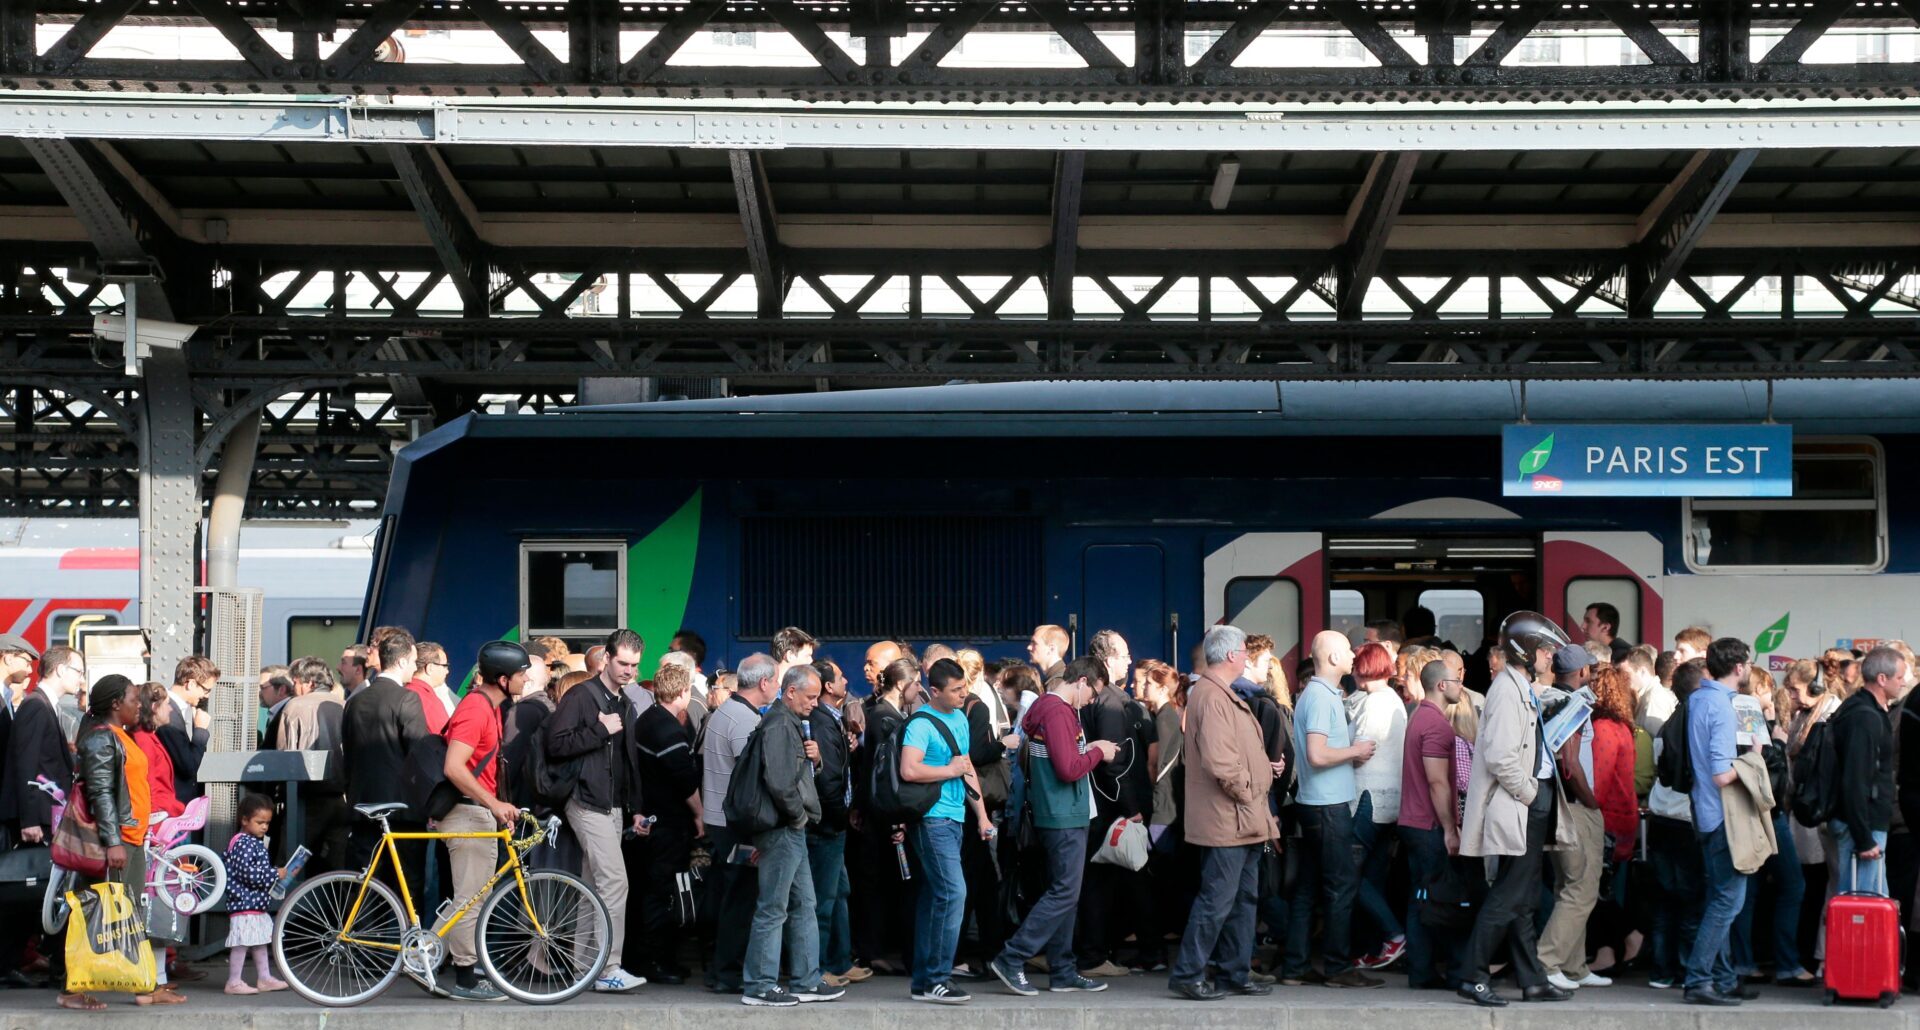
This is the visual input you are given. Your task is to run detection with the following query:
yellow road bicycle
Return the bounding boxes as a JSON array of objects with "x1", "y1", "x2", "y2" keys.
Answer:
[{"x1": 272, "y1": 801, "x2": 610, "y2": 1006}]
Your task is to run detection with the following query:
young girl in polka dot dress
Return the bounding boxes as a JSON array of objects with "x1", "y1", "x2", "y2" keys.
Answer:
[{"x1": 224, "y1": 794, "x2": 289, "y2": 994}]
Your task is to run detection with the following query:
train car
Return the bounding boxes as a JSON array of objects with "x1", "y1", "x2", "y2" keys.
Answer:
[
  {"x1": 0, "y1": 518, "x2": 375, "y2": 666},
  {"x1": 362, "y1": 379, "x2": 1920, "y2": 688}
]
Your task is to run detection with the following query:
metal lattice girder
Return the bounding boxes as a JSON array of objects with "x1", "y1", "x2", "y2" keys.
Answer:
[
  {"x1": 17, "y1": 137, "x2": 188, "y2": 316},
  {"x1": 137, "y1": 347, "x2": 198, "y2": 673},
  {"x1": 728, "y1": 150, "x2": 783, "y2": 318},
  {"x1": 383, "y1": 143, "x2": 491, "y2": 316},
  {"x1": 12, "y1": 0, "x2": 1920, "y2": 102},
  {"x1": 8, "y1": 311, "x2": 1920, "y2": 384},
  {"x1": 1631, "y1": 148, "x2": 1762, "y2": 316}
]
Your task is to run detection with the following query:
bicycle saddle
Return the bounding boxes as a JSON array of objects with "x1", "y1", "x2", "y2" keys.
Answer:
[
  {"x1": 355, "y1": 802, "x2": 409, "y2": 819},
  {"x1": 154, "y1": 796, "x2": 211, "y2": 844}
]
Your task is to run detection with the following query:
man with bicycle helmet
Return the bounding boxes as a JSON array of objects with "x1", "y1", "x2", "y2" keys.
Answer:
[{"x1": 440, "y1": 640, "x2": 531, "y2": 1002}]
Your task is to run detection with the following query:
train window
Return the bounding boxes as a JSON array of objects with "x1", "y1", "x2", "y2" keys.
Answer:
[
  {"x1": 288, "y1": 615, "x2": 361, "y2": 662},
  {"x1": 49, "y1": 612, "x2": 119, "y2": 648},
  {"x1": 1415, "y1": 590, "x2": 1486, "y2": 651},
  {"x1": 1684, "y1": 440, "x2": 1886, "y2": 573},
  {"x1": 521, "y1": 542, "x2": 626, "y2": 636},
  {"x1": 1329, "y1": 589, "x2": 1365, "y2": 641},
  {"x1": 1564, "y1": 580, "x2": 1639, "y2": 647},
  {"x1": 1225, "y1": 577, "x2": 1303, "y2": 662}
]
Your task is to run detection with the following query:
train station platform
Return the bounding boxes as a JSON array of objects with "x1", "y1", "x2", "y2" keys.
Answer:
[{"x1": 2, "y1": 974, "x2": 1907, "y2": 1030}]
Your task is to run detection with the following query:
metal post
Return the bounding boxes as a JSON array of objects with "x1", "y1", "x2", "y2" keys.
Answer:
[
  {"x1": 138, "y1": 347, "x2": 199, "y2": 675},
  {"x1": 206, "y1": 414, "x2": 259, "y2": 591}
]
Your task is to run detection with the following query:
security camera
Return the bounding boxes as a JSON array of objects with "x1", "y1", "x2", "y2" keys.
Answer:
[{"x1": 92, "y1": 314, "x2": 200, "y2": 348}]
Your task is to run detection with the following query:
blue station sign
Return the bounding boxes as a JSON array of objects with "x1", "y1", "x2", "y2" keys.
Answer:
[{"x1": 1502, "y1": 423, "x2": 1793, "y2": 498}]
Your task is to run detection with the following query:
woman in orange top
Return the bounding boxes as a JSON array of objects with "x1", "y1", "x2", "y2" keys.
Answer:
[{"x1": 131, "y1": 682, "x2": 184, "y2": 818}]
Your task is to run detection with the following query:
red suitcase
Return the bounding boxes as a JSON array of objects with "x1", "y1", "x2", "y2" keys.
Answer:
[{"x1": 1825, "y1": 862, "x2": 1903, "y2": 1008}]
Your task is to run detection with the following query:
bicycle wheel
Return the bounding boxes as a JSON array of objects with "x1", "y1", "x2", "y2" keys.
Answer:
[
  {"x1": 154, "y1": 843, "x2": 227, "y2": 916},
  {"x1": 477, "y1": 870, "x2": 610, "y2": 1004},
  {"x1": 40, "y1": 866, "x2": 76, "y2": 935},
  {"x1": 273, "y1": 871, "x2": 406, "y2": 1006}
]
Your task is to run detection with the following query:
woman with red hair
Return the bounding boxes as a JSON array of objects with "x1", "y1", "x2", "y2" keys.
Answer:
[{"x1": 1349, "y1": 642, "x2": 1408, "y2": 968}]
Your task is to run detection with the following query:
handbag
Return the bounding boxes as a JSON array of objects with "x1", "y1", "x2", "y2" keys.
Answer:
[
  {"x1": 51, "y1": 787, "x2": 108, "y2": 880},
  {"x1": 64, "y1": 880, "x2": 156, "y2": 995},
  {"x1": 1418, "y1": 862, "x2": 1477, "y2": 933},
  {"x1": 0, "y1": 843, "x2": 53, "y2": 908},
  {"x1": 1090, "y1": 816, "x2": 1150, "y2": 872}
]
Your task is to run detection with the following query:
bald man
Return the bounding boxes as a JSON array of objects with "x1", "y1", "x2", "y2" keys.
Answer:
[
  {"x1": 863, "y1": 641, "x2": 903, "y2": 696},
  {"x1": 1282, "y1": 630, "x2": 1383, "y2": 989}
]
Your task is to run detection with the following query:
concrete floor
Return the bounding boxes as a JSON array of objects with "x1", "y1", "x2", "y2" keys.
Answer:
[{"x1": 6, "y1": 966, "x2": 1909, "y2": 1030}]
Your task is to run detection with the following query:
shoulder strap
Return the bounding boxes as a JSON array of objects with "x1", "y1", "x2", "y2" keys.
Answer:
[
  {"x1": 1155, "y1": 741, "x2": 1182, "y2": 782},
  {"x1": 907, "y1": 709, "x2": 963, "y2": 753}
]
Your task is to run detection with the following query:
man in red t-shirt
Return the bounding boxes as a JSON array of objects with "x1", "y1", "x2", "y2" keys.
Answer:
[
  {"x1": 1397, "y1": 658, "x2": 1464, "y2": 991},
  {"x1": 439, "y1": 640, "x2": 530, "y2": 1002}
]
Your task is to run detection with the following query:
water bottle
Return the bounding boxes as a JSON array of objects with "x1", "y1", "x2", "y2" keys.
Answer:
[{"x1": 894, "y1": 840, "x2": 912, "y2": 881}]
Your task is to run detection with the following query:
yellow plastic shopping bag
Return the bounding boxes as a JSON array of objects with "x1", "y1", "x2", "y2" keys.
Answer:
[{"x1": 64, "y1": 880, "x2": 156, "y2": 995}]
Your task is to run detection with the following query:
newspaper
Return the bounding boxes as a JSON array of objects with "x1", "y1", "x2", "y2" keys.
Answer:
[
  {"x1": 1542, "y1": 691, "x2": 1593, "y2": 754},
  {"x1": 1732, "y1": 694, "x2": 1769, "y2": 748}
]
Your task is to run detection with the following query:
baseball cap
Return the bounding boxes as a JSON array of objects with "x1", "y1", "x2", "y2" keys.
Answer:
[{"x1": 1552, "y1": 643, "x2": 1597, "y2": 675}]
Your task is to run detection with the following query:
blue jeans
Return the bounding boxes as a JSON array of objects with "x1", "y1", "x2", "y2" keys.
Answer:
[
  {"x1": 1352, "y1": 792, "x2": 1405, "y2": 944},
  {"x1": 1284, "y1": 802, "x2": 1359, "y2": 978},
  {"x1": 999, "y1": 827, "x2": 1087, "y2": 986},
  {"x1": 911, "y1": 818, "x2": 967, "y2": 992},
  {"x1": 1732, "y1": 810, "x2": 1807, "y2": 977},
  {"x1": 1684, "y1": 824, "x2": 1747, "y2": 992},
  {"x1": 1398, "y1": 823, "x2": 1463, "y2": 988},
  {"x1": 808, "y1": 831, "x2": 852, "y2": 975},
  {"x1": 1170, "y1": 843, "x2": 1260, "y2": 987},
  {"x1": 1831, "y1": 821, "x2": 1891, "y2": 895},
  {"x1": 743, "y1": 826, "x2": 822, "y2": 994}
]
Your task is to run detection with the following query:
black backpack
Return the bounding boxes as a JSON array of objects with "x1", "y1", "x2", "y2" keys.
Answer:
[
  {"x1": 523, "y1": 721, "x2": 582, "y2": 813},
  {"x1": 722, "y1": 723, "x2": 779, "y2": 835},
  {"x1": 1791, "y1": 716, "x2": 1837, "y2": 826},
  {"x1": 400, "y1": 727, "x2": 495, "y2": 824},
  {"x1": 1655, "y1": 699, "x2": 1693, "y2": 795},
  {"x1": 870, "y1": 710, "x2": 963, "y2": 822}
]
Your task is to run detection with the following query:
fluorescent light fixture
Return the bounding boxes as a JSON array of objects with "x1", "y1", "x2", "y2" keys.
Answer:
[{"x1": 1210, "y1": 156, "x2": 1240, "y2": 211}]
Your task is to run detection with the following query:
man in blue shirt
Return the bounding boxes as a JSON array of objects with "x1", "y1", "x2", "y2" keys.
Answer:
[
  {"x1": 1281, "y1": 630, "x2": 1382, "y2": 989},
  {"x1": 1682, "y1": 639, "x2": 1751, "y2": 1007},
  {"x1": 899, "y1": 658, "x2": 994, "y2": 1005}
]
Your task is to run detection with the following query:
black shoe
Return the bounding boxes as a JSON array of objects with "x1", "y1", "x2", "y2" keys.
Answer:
[
  {"x1": 1325, "y1": 970, "x2": 1386, "y2": 989},
  {"x1": 1226, "y1": 981, "x2": 1273, "y2": 996},
  {"x1": 1170, "y1": 980, "x2": 1225, "y2": 1001},
  {"x1": 643, "y1": 968, "x2": 686, "y2": 986},
  {"x1": 1522, "y1": 984, "x2": 1573, "y2": 1002},
  {"x1": 1457, "y1": 982, "x2": 1508, "y2": 1008},
  {"x1": 1279, "y1": 970, "x2": 1325, "y2": 987},
  {"x1": 1733, "y1": 983, "x2": 1762, "y2": 1000},
  {"x1": 1684, "y1": 986, "x2": 1743, "y2": 1007}
]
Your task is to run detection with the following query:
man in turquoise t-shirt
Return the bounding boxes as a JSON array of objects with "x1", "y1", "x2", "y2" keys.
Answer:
[{"x1": 900, "y1": 658, "x2": 994, "y2": 1004}]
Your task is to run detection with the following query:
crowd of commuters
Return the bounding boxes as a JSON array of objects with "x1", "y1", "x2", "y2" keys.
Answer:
[{"x1": 0, "y1": 603, "x2": 1915, "y2": 1010}]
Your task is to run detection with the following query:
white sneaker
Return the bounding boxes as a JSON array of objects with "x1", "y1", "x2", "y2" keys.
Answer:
[
  {"x1": 1575, "y1": 972, "x2": 1613, "y2": 988},
  {"x1": 1545, "y1": 972, "x2": 1580, "y2": 991},
  {"x1": 594, "y1": 968, "x2": 647, "y2": 993}
]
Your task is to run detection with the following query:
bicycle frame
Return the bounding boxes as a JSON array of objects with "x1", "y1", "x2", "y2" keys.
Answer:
[{"x1": 337, "y1": 816, "x2": 549, "y2": 952}]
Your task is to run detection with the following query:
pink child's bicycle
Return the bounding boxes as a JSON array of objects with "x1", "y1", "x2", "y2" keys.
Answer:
[{"x1": 35, "y1": 778, "x2": 229, "y2": 933}]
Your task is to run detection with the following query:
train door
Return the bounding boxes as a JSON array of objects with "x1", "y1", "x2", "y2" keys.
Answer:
[
  {"x1": 1325, "y1": 535, "x2": 1536, "y2": 661},
  {"x1": 1081, "y1": 543, "x2": 1167, "y2": 661},
  {"x1": 1543, "y1": 531, "x2": 1664, "y2": 653},
  {"x1": 1202, "y1": 533, "x2": 1325, "y2": 672}
]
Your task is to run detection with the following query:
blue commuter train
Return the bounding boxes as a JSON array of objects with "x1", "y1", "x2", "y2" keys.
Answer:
[{"x1": 361, "y1": 379, "x2": 1920, "y2": 687}]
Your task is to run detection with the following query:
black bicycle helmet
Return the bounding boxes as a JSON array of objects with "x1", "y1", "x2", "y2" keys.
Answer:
[
  {"x1": 1500, "y1": 610, "x2": 1572, "y2": 667},
  {"x1": 477, "y1": 640, "x2": 532, "y2": 683}
]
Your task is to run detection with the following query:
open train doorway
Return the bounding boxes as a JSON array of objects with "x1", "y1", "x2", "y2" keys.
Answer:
[{"x1": 1325, "y1": 535, "x2": 1539, "y2": 669}]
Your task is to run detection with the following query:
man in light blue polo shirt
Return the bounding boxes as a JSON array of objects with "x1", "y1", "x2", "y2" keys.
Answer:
[
  {"x1": 1682, "y1": 639, "x2": 1750, "y2": 1007},
  {"x1": 1281, "y1": 630, "x2": 1382, "y2": 989}
]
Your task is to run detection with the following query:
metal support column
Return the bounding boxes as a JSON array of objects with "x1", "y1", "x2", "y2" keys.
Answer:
[{"x1": 138, "y1": 347, "x2": 198, "y2": 675}]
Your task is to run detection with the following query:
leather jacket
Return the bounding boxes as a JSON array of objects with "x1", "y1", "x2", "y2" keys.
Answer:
[{"x1": 75, "y1": 719, "x2": 135, "y2": 848}]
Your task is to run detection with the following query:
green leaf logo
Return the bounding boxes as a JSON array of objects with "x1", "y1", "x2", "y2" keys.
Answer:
[
  {"x1": 1755, "y1": 612, "x2": 1790, "y2": 655},
  {"x1": 1518, "y1": 433, "x2": 1555, "y2": 479}
]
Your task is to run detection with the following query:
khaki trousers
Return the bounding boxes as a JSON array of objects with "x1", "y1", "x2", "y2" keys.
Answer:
[
  {"x1": 1537, "y1": 801, "x2": 1603, "y2": 978},
  {"x1": 438, "y1": 804, "x2": 500, "y2": 968},
  {"x1": 566, "y1": 799, "x2": 628, "y2": 970}
]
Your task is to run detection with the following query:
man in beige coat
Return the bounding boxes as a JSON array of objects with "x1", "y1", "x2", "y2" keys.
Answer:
[
  {"x1": 1168, "y1": 624, "x2": 1280, "y2": 1002},
  {"x1": 1457, "y1": 612, "x2": 1579, "y2": 1008}
]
